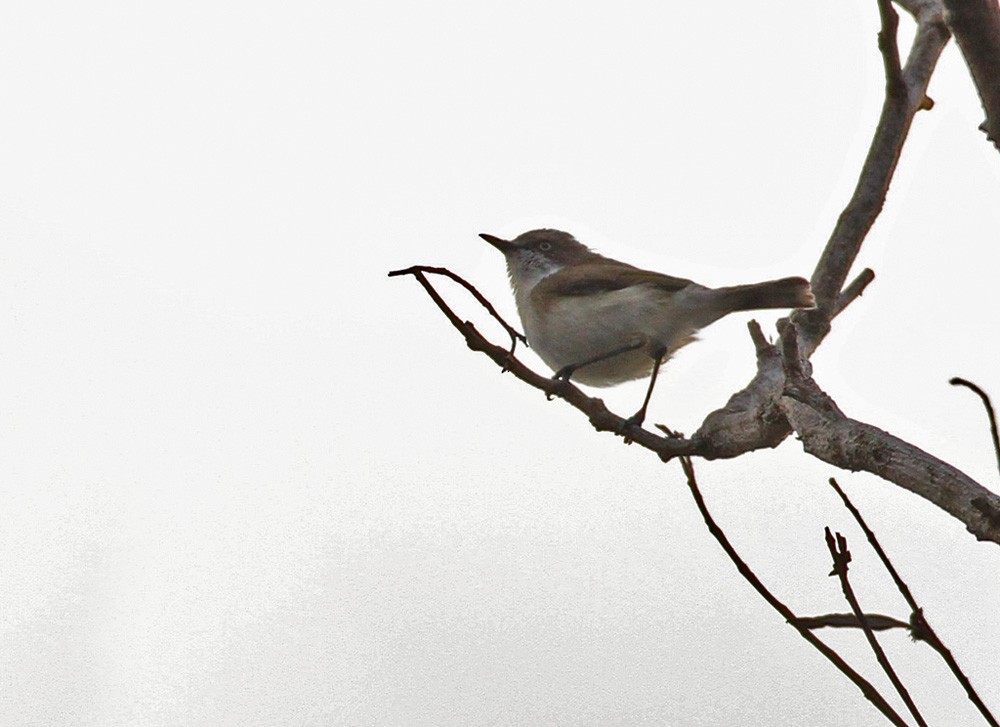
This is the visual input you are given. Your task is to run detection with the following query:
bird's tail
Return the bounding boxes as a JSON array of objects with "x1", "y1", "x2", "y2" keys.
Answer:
[{"x1": 709, "y1": 277, "x2": 815, "y2": 313}]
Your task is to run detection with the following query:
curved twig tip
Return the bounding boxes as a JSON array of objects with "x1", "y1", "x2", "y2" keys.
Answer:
[{"x1": 950, "y1": 377, "x2": 1000, "y2": 479}]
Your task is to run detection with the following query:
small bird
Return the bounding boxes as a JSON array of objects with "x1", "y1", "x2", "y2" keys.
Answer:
[{"x1": 481, "y1": 229, "x2": 814, "y2": 428}]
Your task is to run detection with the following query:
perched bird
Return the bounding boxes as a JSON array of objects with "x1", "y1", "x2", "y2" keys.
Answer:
[{"x1": 481, "y1": 229, "x2": 814, "y2": 427}]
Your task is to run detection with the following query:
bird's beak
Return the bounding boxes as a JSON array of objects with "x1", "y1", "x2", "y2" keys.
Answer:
[{"x1": 479, "y1": 233, "x2": 512, "y2": 253}]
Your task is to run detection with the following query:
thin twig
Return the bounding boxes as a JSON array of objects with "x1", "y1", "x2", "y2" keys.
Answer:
[
  {"x1": 833, "y1": 268, "x2": 876, "y2": 318},
  {"x1": 828, "y1": 480, "x2": 921, "y2": 611},
  {"x1": 677, "y1": 458, "x2": 909, "y2": 726},
  {"x1": 388, "y1": 265, "x2": 526, "y2": 353},
  {"x1": 794, "y1": 613, "x2": 909, "y2": 631},
  {"x1": 389, "y1": 267, "x2": 695, "y2": 459},
  {"x1": 950, "y1": 377, "x2": 1000, "y2": 479},
  {"x1": 825, "y1": 529, "x2": 928, "y2": 726},
  {"x1": 877, "y1": 0, "x2": 907, "y2": 97},
  {"x1": 828, "y1": 478, "x2": 1000, "y2": 726}
]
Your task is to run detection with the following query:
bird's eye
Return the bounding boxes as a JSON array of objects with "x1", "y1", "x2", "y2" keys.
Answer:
[{"x1": 538, "y1": 241, "x2": 552, "y2": 251}]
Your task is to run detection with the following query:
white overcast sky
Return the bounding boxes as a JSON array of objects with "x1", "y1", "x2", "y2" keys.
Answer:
[{"x1": 2, "y1": 1, "x2": 999, "y2": 725}]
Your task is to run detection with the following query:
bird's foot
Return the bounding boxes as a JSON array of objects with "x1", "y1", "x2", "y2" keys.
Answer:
[
  {"x1": 552, "y1": 365, "x2": 576, "y2": 382},
  {"x1": 617, "y1": 410, "x2": 647, "y2": 444}
]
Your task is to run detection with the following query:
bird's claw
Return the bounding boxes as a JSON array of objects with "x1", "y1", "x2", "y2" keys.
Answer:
[
  {"x1": 552, "y1": 366, "x2": 575, "y2": 382},
  {"x1": 617, "y1": 413, "x2": 646, "y2": 444}
]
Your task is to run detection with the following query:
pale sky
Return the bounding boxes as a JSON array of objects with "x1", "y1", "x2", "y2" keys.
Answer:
[{"x1": 2, "y1": 1, "x2": 999, "y2": 725}]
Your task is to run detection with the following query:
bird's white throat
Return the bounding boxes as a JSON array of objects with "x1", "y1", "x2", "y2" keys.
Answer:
[{"x1": 505, "y1": 253, "x2": 563, "y2": 298}]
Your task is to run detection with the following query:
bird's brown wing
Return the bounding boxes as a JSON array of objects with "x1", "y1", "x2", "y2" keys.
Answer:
[{"x1": 533, "y1": 263, "x2": 697, "y2": 301}]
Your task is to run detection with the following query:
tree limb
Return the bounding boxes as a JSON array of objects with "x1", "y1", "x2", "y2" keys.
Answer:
[
  {"x1": 940, "y1": 0, "x2": 1000, "y2": 150},
  {"x1": 778, "y1": 327, "x2": 1000, "y2": 545},
  {"x1": 689, "y1": 322, "x2": 793, "y2": 458},
  {"x1": 691, "y1": 6, "x2": 949, "y2": 458},
  {"x1": 801, "y1": 1, "x2": 949, "y2": 344}
]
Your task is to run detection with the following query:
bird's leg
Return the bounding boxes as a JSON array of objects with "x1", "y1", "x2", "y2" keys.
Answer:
[
  {"x1": 622, "y1": 347, "x2": 667, "y2": 430},
  {"x1": 553, "y1": 339, "x2": 646, "y2": 382}
]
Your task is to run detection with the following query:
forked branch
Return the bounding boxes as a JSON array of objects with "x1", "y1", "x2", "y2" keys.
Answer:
[
  {"x1": 678, "y1": 458, "x2": 909, "y2": 726},
  {"x1": 691, "y1": 3, "x2": 949, "y2": 453},
  {"x1": 825, "y1": 528, "x2": 928, "y2": 726},
  {"x1": 829, "y1": 478, "x2": 1000, "y2": 725}
]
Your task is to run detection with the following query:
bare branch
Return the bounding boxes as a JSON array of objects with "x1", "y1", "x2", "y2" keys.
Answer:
[
  {"x1": 833, "y1": 268, "x2": 876, "y2": 318},
  {"x1": 825, "y1": 529, "x2": 928, "y2": 726},
  {"x1": 949, "y1": 377, "x2": 1000, "y2": 479},
  {"x1": 829, "y1": 478, "x2": 1000, "y2": 725},
  {"x1": 829, "y1": 479, "x2": 921, "y2": 611},
  {"x1": 388, "y1": 265, "x2": 526, "y2": 354},
  {"x1": 677, "y1": 459, "x2": 909, "y2": 726},
  {"x1": 877, "y1": 0, "x2": 906, "y2": 97},
  {"x1": 689, "y1": 7, "x2": 950, "y2": 463},
  {"x1": 894, "y1": 0, "x2": 941, "y2": 21},
  {"x1": 388, "y1": 267, "x2": 695, "y2": 460},
  {"x1": 690, "y1": 325, "x2": 793, "y2": 458},
  {"x1": 940, "y1": 0, "x2": 1000, "y2": 150},
  {"x1": 777, "y1": 327, "x2": 1000, "y2": 545},
  {"x1": 794, "y1": 613, "x2": 909, "y2": 631},
  {"x1": 802, "y1": 4, "x2": 949, "y2": 342}
]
